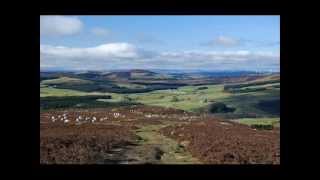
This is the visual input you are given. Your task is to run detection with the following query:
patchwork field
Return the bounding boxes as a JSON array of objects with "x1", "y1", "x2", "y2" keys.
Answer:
[{"x1": 41, "y1": 80, "x2": 279, "y2": 120}]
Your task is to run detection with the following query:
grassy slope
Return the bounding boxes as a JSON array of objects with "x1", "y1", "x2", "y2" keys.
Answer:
[
  {"x1": 233, "y1": 118, "x2": 280, "y2": 127},
  {"x1": 40, "y1": 74, "x2": 280, "y2": 122},
  {"x1": 41, "y1": 83, "x2": 279, "y2": 117},
  {"x1": 41, "y1": 77, "x2": 94, "y2": 85},
  {"x1": 40, "y1": 84, "x2": 231, "y2": 111},
  {"x1": 40, "y1": 86, "x2": 124, "y2": 103},
  {"x1": 116, "y1": 83, "x2": 147, "y2": 89},
  {"x1": 40, "y1": 87, "x2": 90, "y2": 97},
  {"x1": 217, "y1": 89, "x2": 280, "y2": 117},
  {"x1": 128, "y1": 85, "x2": 230, "y2": 111},
  {"x1": 128, "y1": 84, "x2": 279, "y2": 116}
]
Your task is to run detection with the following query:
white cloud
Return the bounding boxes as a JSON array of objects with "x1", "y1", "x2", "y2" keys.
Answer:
[
  {"x1": 40, "y1": 43, "x2": 150, "y2": 60},
  {"x1": 202, "y1": 37, "x2": 280, "y2": 48},
  {"x1": 215, "y1": 36, "x2": 239, "y2": 46},
  {"x1": 40, "y1": 16, "x2": 83, "y2": 36},
  {"x1": 91, "y1": 27, "x2": 111, "y2": 36},
  {"x1": 40, "y1": 43, "x2": 279, "y2": 71},
  {"x1": 158, "y1": 50, "x2": 278, "y2": 71},
  {"x1": 202, "y1": 36, "x2": 240, "y2": 47},
  {"x1": 160, "y1": 50, "x2": 278, "y2": 62}
]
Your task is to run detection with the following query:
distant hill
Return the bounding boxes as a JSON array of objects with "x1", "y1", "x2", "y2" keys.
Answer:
[
  {"x1": 248, "y1": 74, "x2": 280, "y2": 83},
  {"x1": 41, "y1": 77, "x2": 94, "y2": 86},
  {"x1": 41, "y1": 69, "x2": 279, "y2": 80},
  {"x1": 103, "y1": 69, "x2": 158, "y2": 80},
  {"x1": 40, "y1": 69, "x2": 280, "y2": 89},
  {"x1": 74, "y1": 71, "x2": 103, "y2": 79},
  {"x1": 224, "y1": 74, "x2": 280, "y2": 93}
]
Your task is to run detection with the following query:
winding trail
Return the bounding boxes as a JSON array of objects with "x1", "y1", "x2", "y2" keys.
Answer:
[{"x1": 105, "y1": 121, "x2": 201, "y2": 164}]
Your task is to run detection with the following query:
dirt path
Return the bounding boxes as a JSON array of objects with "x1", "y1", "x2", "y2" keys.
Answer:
[{"x1": 104, "y1": 122, "x2": 201, "y2": 164}]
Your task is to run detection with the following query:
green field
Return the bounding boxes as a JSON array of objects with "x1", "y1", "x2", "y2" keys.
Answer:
[
  {"x1": 233, "y1": 118, "x2": 280, "y2": 127},
  {"x1": 40, "y1": 74, "x2": 280, "y2": 120},
  {"x1": 41, "y1": 77, "x2": 94, "y2": 85},
  {"x1": 40, "y1": 87, "x2": 91, "y2": 97},
  {"x1": 127, "y1": 85, "x2": 231, "y2": 111},
  {"x1": 127, "y1": 85, "x2": 279, "y2": 118},
  {"x1": 40, "y1": 84, "x2": 228, "y2": 111}
]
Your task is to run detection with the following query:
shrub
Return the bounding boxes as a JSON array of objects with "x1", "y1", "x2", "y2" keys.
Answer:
[
  {"x1": 208, "y1": 102, "x2": 235, "y2": 113},
  {"x1": 123, "y1": 95, "x2": 133, "y2": 102},
  {"x1": 227, "y1": 87, "x2": 267, "y2": 93},
  {"x1": 171, "y1": 96, "x2": 179, "y2": 102},
  {"x1": 250, "y1": 124, "x2": 274, "y2": 130},
  {"x1": 40, "y1": 95, "x2": 139, "y2": 110},
  {"x1": 197, "y1": 86, "x2": 208, "y2": 90},
  {"x1": 256, "y1": 99, "x2": 280, "y2": 116}
]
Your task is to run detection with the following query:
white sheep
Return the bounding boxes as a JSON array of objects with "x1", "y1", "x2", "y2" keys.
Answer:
[
  {"x1": 101, "y1": 117, "x2": 108, "y2": 121},
  {"x1": 113, "y1": 113, "x2": 120, "y2": 118},
  {"x1": 51, "y1": 116, "x2": 56, "y2": 122}
]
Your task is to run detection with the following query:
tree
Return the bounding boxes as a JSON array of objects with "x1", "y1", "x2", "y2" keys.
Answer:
[
  {"x1": 208, "y1": 102, "x2": 235, "y2": 113},
  {"x1": 123, "y1": 95, "x2": 133, "y2": 102},
  {"x1": 171, "y1": 96, "x2": 179, "y2": 102}
]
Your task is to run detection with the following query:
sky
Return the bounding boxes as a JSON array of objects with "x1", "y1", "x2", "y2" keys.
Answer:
[{"x1": 40, "y1": 15, "x2": 280, "y2": 71}]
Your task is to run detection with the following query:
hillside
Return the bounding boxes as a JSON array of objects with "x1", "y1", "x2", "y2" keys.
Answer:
[
  {"x1": 41, "y1": 106, "x2": 279, "y2": 164},
  {"x1": 103, "y1": 69, "x2": 159, "y2": 80},
  {"x1": 224, "y1": 74, "x2": 280, "y2": 93},
  {"x1": 41, "y1": 77, "x2": 94, "y2": 85}
]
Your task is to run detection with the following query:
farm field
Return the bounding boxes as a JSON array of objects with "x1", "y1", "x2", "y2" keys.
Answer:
[{"x1": 40, "y1": 72, "x2": 280, "y2": 119}]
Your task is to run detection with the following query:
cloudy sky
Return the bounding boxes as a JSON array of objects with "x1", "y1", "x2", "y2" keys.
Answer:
[{"x1": 40, "y1": 15, "x2": 280, "y2": 71}]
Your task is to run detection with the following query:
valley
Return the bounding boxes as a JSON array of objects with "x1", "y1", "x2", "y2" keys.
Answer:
[{"x1": 40, "y1": 70, "x2": 280, "y2": 164}]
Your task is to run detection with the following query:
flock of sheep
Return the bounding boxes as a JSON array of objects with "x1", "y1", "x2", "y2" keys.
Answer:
[
  {"x1": 47, "y1": 109, "x2": 199, "y2": 125},
  {"x1": 50, "y1": 112, "x2": 125, "y2": 124}
]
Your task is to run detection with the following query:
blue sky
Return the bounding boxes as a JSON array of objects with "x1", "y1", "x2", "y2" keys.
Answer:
[{"x1": 40, "y1": 15, "x2": 280, "y2": 71}]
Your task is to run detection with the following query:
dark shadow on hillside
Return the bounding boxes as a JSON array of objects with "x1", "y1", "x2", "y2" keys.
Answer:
[
  {"x1": 40, "y1": 95, "x2": 141, "y2": 111},
  {"x1": 256, "y1": 98, "x2": 280, "y2": 116},
  {"x1": 202, "y1": 91, "x2": 280, "y2": 118}
]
